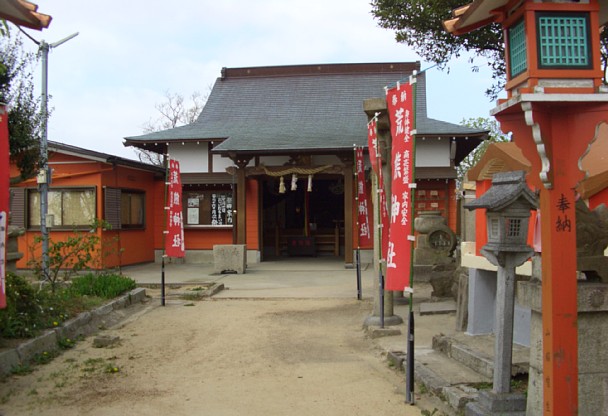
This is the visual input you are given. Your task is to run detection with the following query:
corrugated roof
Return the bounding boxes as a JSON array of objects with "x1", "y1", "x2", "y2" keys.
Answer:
[{"x1": 124, "y1": 62, "x2": 487, "y2": 154}]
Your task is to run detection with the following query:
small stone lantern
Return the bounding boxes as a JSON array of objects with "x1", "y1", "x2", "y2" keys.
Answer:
[
  {"x1": 466, "y1": 170, "x2": 537, "y2": 267},
  {"x1": 464, "y1": 170, "x2": 537, "y2": 415}
]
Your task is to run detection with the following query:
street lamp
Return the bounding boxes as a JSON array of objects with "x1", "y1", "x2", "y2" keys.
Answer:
[{"x1": 28, "y1": 32, "x2": 79, "y2": 280}]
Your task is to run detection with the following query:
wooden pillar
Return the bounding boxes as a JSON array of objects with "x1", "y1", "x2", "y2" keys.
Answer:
[
  {"x1": 232, "y1": 155, "x2": 252, "y2": 246},
  {"x1": 496, "y1": 100, "x2": 608, "y2": 415},
  {"x1": 343, "y1": 161, "x2": 354, "y2": 266}
]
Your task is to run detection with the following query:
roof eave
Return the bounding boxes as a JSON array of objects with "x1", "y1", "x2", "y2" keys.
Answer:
[{"x1": 0, "y1": 0, "x2": 52, "y2": 30}]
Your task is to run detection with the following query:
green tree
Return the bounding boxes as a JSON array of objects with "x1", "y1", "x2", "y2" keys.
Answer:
[
  {"x1": 0, "y1": 27, "x2": 42, "y2": 182},
  {"x1": 457, "y1": 117, "x2": 510, "y2": 184},
  {"x1": 370, "y1": 0, "x2": 608, "y2": 98}
]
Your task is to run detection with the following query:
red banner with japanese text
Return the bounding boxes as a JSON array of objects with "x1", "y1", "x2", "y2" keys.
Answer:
[
  {"x1": 378, "y1": 166, "x2": 390, "y2": 261},
  {"x1": 165, "y1": 159, "x2": 185, "y2": 258},
  {"x1": 355, "y1": 147, "x2": 372, "y2": 248},
  {"x1": 385, "y1": 82, "x2": 414, "y2": 291},
  {"x1": 0, "y1": 105, "x2": 9, "y2": 308},
  {"x1": 368, "y1": 118, "x2": 390, "y2": 259},
  {"x1": 367, "y1": 118, "x2": 379, "y2": 176}
]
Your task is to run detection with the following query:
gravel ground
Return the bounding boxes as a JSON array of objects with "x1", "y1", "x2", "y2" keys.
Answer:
[{"x1": 0, "y1": 295, "x2": 426, "y2": 416}]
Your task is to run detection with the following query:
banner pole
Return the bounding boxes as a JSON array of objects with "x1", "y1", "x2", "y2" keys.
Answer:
[
  {"x1": 368, "y1": 115, "x2": 385, "y2": 328},
  {"x1": 405, "y1": 72, "x2": 419, "y2": 405},
  {"x1": 353, "y1": 146, "x2": 362, "y2": 300},
  {"x1": 161, "y1": 154, "x2": 170, "y2": 307},
  {"x1": 376, "y1": 153, "x2": 385, "y2": 329}
]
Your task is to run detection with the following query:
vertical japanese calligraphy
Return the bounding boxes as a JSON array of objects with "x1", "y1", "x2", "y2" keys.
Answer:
[
  {"x1": 378, "y1": 164, "x2": 390, "y2": 261},
  {"x1": 355, "y1": 147, "x2": 372, "y2": 248},
  {"x1": 385, "y1": 82, "x2": 414, "y2": 291},
  {"x1": 165, "y1": 159, "x2": 185, "y2": 258},
  {"x1": 367, "y1": 118, "x2": 380, "y2": 176},
  {"x1": 555, "y1": 193, "x2": 572, "y2": 232}
]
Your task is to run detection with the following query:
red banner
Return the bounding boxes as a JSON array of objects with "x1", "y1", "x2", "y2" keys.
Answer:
[
  {"x1": 0, "y1": 105, "x2": 8, "y2": 308},
  {"x1": 367, "y1": 118, "x2": 390, "y2": 259},
  {"x1": 385, "y1": 82, "x2": 414, "y2": 291},
  {"x1": 165, "y1": 159, "x2": 185, "y2": 258},
  {"x1": 378, "y1": 167, "x2": 390, "y2": 261},
  {"x1": 355, "y1": 147, "x2": 372, "y2": 248},
  {"x1": 367, "y1": 118, "x2": 379, "y2": 175}
]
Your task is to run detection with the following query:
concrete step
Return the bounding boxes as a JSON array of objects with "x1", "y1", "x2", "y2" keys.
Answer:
[
  {"x1": 414, "y1": 348, "x2": 491, "y2": 393},
  {"x1": 407, "y1": 348, "x2": 491, "y2": 413},
  {"x1": 432, "y1": 333, "x2": 529, "y2": 379}
]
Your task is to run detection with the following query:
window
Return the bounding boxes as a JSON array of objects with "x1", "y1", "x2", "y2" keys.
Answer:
[
  {"x1": 104, "y1": 188, "x2": 145, "y2": 230},
  {"x1": 490, "y1": 218, "x2": 500, "y2": 240},
  {"x1": 509, "y1": 19, "x2": 527, "y2": 77},
  {"x1": 28, "y1": 188, "x2": 96, "y2": 229},
  {"x1": 537, "y1": 12, "x2": 591, "y2": 69},
  {"x1": 120, "y1": 191, "x2": 145, "y2": 229},
  {"x1": 506, "y1": 218, "x2": 522, "y2": 238},
  {"x1": 183, "y1": 188, "x2": 233, "y2": 227}
]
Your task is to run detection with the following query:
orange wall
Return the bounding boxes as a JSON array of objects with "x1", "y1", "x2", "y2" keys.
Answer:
[
  {"x1": 153, "y1": 178, "x2": 259, "y2": 252},
  {"x1": 590, "y1": 187, "x2": 608, "y2": 211},
  {"x1": 473, "y1": 179, "x2": 538, "y2": 256},
  {"x1": 474, "y1": 180, "x2": 491, "y2": 256},
  {"x1": 447, "y1": 179, "x2": 457, "y2": 232},
  {"x1": 13, "y1": 154, "x2": 160, "y2": 269},
  {"x1": 100, "y1": 165, "x2": 159, "y2": 266}
]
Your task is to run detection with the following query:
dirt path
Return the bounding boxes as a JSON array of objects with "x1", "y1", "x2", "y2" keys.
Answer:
[{"x1": 0, "y1": 296, "x2": 424, "y2": 416}]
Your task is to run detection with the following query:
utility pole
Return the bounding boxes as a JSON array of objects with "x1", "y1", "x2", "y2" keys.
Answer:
[{"x1": 35, "y1": 33, "x2": 79, "y2": 280}]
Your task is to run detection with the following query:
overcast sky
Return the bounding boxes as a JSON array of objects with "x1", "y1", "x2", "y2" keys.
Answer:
[{"x1": 15, "y1": 0, "x2": 501, "y2": 160}]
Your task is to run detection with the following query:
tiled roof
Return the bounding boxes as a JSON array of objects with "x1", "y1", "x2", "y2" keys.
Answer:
[
  {"x1": 124, "y1": 63, "x2": 487, "y2": 154},
  {"x1": 48, "y1": 141, "x2": 165, "y2": 174}
]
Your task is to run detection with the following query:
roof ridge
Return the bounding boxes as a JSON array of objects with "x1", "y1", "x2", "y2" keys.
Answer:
[{"x1": 220, "y1": 62, "x2": 421, "y2": 80}]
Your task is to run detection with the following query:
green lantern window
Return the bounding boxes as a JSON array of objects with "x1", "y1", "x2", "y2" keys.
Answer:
[
  {"x1": 509, "y1": 19, "x2": 527, "y2": 77},
  {"x1": 537, "y1": 13, "x2": 591, "y2": 69}
]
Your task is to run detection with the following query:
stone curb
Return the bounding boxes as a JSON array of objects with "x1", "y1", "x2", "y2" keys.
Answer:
[
  {"x1": 385, "y1": 350, "x2": 481, "y2": 414},
  {"x1": 0, "y1": 288, "x2": 146, "y2": 377}
]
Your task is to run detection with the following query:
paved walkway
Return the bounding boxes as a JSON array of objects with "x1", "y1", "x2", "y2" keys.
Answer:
[{"x1": 122, "y1": 257, "x2": 376, "y2": 299}]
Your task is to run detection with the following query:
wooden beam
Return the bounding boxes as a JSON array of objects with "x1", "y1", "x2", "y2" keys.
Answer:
[{"x1": 343, "y1": 163, "x2": 354, "y2": 266}]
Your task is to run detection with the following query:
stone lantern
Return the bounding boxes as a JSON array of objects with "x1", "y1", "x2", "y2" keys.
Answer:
[
  {"x1": 465, "y1": 170, "x2": 537, "y2": 416},
  {"x1": 468, "y1": 171, "x2": 537, "y2": 265}
]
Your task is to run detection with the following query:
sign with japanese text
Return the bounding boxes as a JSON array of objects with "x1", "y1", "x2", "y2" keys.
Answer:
[
  {"x1": 165, "y1": 159, "x2": 185, "y2": 258},
  {"x1": 0, "y1": 105, "x2": 8, "y2": 308},
  {"x1": 355, "y1": 147, "x2": 372, "y2": 248},
  {"x1": 367, "y1": 118, "x2": 380, "y2": 175},
  {"x1": 385, "y1": 82, "x2": 414, "y2": 291}
]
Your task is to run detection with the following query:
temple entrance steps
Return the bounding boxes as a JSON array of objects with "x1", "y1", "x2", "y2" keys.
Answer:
[{"x1": 389, "y1": 333, "x2": 530, "y2": 414}]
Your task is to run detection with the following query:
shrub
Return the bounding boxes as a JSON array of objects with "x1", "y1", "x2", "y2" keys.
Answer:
[
  {"x1": 0, "y1": 273, "x2": 57, "y2": 338},
  {"x1": 0, "y1": 272, "x2": 136, "y2": 339},
  {"x1": 69, "y1": 273, "x2": 136, "y2": 299}
]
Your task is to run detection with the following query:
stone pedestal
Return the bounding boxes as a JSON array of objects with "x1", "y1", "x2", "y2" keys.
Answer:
[
  {"x1": 363, "y1": 289, "x2": 403, "y2": 327},
  {"x1": 518, "y1": 280, "x2": 608, "y2": 416},
  {"x1": 413, "y1": 211, "x2": 456, "y2": 265},
  {"x1": 213, "y1": 244, "x2": 246, "y2": 274},
  {"x1": 466, "y1": 390, "x2": 526, "y2": 416}
]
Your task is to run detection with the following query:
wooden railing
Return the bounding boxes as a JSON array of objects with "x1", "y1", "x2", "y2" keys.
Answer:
[{"x1": 274, "y1": 225, "x2": 343, "y2": 256}]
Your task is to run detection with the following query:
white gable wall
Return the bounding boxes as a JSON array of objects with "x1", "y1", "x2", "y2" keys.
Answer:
[
  {"x1": 416, "y1": 138, "x2": 451, "y2": 167},
  {"x1": 168, "y1": 143, "x2": 209, "y2": 173}
]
